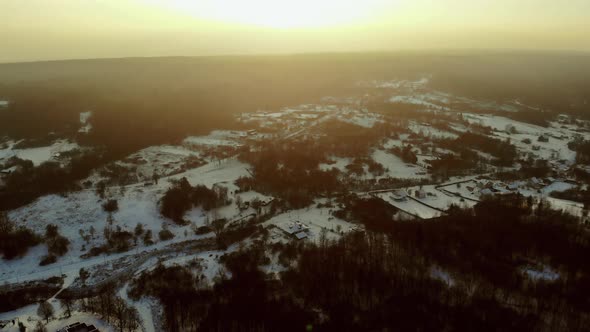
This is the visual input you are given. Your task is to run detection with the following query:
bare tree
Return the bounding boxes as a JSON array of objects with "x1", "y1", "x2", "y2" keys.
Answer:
[
  {"x1": 0, "y1": 211, "x2": 14, "y2": 234},
  {"x1": 37, "y1": 301, "x2": 54, "y2": 323},
  {"x1": 211, "y1": 218, "x2": 228, "y2": 248},
  {"x1": 60, "y1": 297, "x2": 74, "y2": 318},
  {"x1": 33, "y1": 321, "x2": 47, "y2": 332}
]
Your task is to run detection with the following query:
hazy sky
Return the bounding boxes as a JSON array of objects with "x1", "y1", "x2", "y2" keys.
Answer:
[{"x1": 1, "y1": 0, "x2": 589, "y2": 63}]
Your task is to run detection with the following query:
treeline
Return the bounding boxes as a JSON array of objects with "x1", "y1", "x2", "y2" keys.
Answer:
[
  {"x1": 0, "y1": 150, "x2": 112, "y2": 210},
  {"x1": 128, "y1": 194, "x2": 590, "y2": 330},
  {"x1": 128, "y1": 240, "x2": 314, "y2": 332},
  {"x1": 0, "y1": 211, "x2": 41, "y2": 259},
  {"x1": 389, "y1": 144, "x2": 418, "y2": 163},
  {"x1": 501, "y1": 110, "x2": 554, "y2": 128},
  {"x1": 39, "y1": 224, "x2": 70, "y2": 266},
  {"x1": 0, "y1": 277, "x2": 63, "y2": 312},
  {"x1": 551, "y1": 188, "x2": 590, "y2": 209},
  {"x1": 315, "y1": 119, "x2": 394, "y2": 157},
  {"x1": 160, "y1": 177, "x2": 230, "y2": 224},
  {"x1": 338, "y1": 195, "x2": 590, "y2": 308},
  {"x1": 74, "y1": 284, "x2": 140, "y2": 332},
  {"x1": 569, "y1": 139, "x2": 590, "y2": 164},
  {"x1": 283, "y1": 233, "x2": 538, "y2": 331},
  {"x1": 289, "y1": 196, "x2": 589, "y2": 329},
  {"x1": 438, "y1": 132, "x2": 518, "y2": 167},
  {"x1": 238, "y1": 140, "x2": 340, "y2": 208}
]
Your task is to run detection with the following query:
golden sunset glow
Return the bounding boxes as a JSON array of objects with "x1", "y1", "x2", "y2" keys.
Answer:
[
  {"x1": 147, "y1": 0, "x2": 392, "y2": 28},
  {"x1": 0, "y1": 0, "x2": 589, "y2": 62}
]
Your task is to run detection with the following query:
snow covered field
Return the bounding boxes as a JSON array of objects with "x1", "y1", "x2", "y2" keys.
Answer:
[
  {"x1": 0, "y1": 140, "x2": 79, "y2": 166},
  {"x1": 3, "y1": 73, "x2": 590, "y2": 330},
  {"x1": 372, "y1": 149, "x2": 429, "y2": 180},
  {"x1": 408, "y1": 122, "x2": 458, "y2": 139},
  {"x1": 1, "y1": 157, "x2": 255, "y2": 284},
  {"x1": 264, "y1": 200, "x2": 360, "y2": 242},
  {"x1": 184, "y1": 130, "x2": 246, "y2": 147}
]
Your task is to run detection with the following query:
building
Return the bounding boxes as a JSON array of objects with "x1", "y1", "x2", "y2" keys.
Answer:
[
  {"x1": 390, "y1": 190, "x2": 407, "y2": 202},
  {"x1": 415, "y1": 189, "x2": 427, "y2": 199},
  {"x1": 59, "y1": 322, "x2": 99, "y2": 332},
  {"x1": 274, "y1": 221, "x2": 311, "y2": 240}
]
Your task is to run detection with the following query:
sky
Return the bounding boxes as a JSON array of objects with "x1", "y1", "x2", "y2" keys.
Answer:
[{"x1": 1, "y1": 0, "x2": 589, "y2": 63}]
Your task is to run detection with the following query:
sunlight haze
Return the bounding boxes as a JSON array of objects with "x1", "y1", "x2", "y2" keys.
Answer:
[{"x1": 1, "y1": 0, "x2": 589, "y2": 62}]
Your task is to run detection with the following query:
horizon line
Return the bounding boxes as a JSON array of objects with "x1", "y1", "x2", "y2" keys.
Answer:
[{"x1": 1, "y1": 48, "x2": 590, "y2": 65}]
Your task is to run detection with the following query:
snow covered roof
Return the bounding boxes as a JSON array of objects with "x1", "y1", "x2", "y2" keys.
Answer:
[
  {"x1": 59, "y1": 322, "x2": 99, "y2": 332},
  {"x1": 294, "y1": 232, "x2": 308, "y2": 240},
  {"x1": 480, "y1": 188, "x2": 494, "y2": 196},
  {"x1": 507, "y1": 182, "x2": 520, "y2": 191},
  {"x1": 283, "y1": 222, "x2": 307, "y2": 235}
]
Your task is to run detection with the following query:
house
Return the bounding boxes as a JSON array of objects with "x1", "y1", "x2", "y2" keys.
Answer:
[
  {"x1": 491, "y1": 183, "x2": 511, "y2": 195},
  {"x1": 480, "y1": 188, "x2": 494, "y2": 197},
  {"x1": 294, "y1": 232, "x2": 308, "y2": 240},
  {"x1": 507, "y1": 182, "x2": 520, "y2": 191},
  {"x1": 59, "y1": 322, "x2": 99, "y2": 332},
  {"x1": 415, "y1": 189, "x2": 427, "y2": 199},
  {"x1": 390, "y1": 190, "x2": 407, "y2": 202},
  {"x1": 529, "y1": 177, "x2": 544, "y2": 189},
  {"x1": 275, "y1": 222, "x2": 311, "y2": 240}
]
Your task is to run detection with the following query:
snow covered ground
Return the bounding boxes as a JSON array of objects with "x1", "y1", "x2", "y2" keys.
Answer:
[
  {"x1": 79, "y1": 111, "x2": 93, "y2": 134},
  {"x1": 465, "y1": 114, "x2": 582, "y2": 163},
  {"x1": 0, "y1": 270, "x2": 116, "y2": 332},
  {"x1": 1, "y1": 311, "x2": 116, "y2": 332},
  {"x1": 372, "y1": 149, "x2": 429, "y2": 180},
  {"x1": 1, "y1": 157, "x2": 255, "y2": 284},
  {"x1": 374, "y1": 191, "x2": 443, "y2": 220},
  {"x1": 522, "y1": 265, "x2": 560, "y2": 282},
  {"x1": 408, "y1": 122, "x2": 458, "y2": 139},
  {"x1": 337, "y1": 110, "x2": 383, "y2": 128},
  {"x1": 0, "y1": 140, "x2": 79, "y2": 166},
  {"x1": 264, "y1": 200, "x2": 360, "y2": 242},
  {"x1": 184, "y1": 130, "x2": 245, "y2": 147},
  {"x1": 124, "y1": 144, "x2": 202, "y2": 178},
  {"x1": 4, "y1": 77, "x2": 590, "y2": 328},
  {"x1": 389, "y1": 95, "x2": 450, "y2": 111},
  {"x1": 319, "y1": 156, "x2": 352, "y2": 173}
]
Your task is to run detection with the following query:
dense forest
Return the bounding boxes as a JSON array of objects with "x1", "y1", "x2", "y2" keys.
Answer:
[
  {"x1": 124, "y1": 196, "x2": 590, "y2": 331},
  {"x1": 2, "y1": 52, "x2": 590, "y2": 149}
]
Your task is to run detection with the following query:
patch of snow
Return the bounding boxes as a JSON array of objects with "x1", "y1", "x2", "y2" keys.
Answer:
[
  {"x1": 523, "y1": 265, "x2": 560, "y2": 282},
  {"x1": 264, "y1": 200, "x2": 360, "y2": 242},
  {"x1": 408, "y1": 122, "x2": 458, "y2": 139},
  {"x1": 542, "y1": 181, "x2": 575, "y2": 195},
  {"x1": 374, "y1": 191, "x2": 442, "y2": 219},
  {"x1": 79, "y1": 111, "x2": 93, "y2": 133},
  {"x1": 184, "y1": 130, "x2": 244, "y2": 147},
  {"x1": 319, "y1": 156, "x2": 352, "y2": 173},
  {"x1": 372, "y1": 149, "x2": 429, "y2": 180},
  {"x1": 0, "y1": 140, "x2": 79, "y2": 166},
  {"x1": 430, "y1": 266, "x2": 455, "y2": 287}
]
